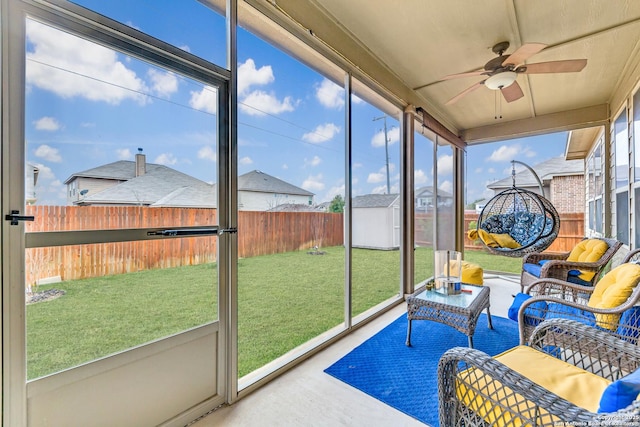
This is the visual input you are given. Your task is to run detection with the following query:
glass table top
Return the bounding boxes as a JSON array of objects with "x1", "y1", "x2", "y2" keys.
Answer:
[{"x1": 412, "y1": 284, "x2": 484, "y2": 308}]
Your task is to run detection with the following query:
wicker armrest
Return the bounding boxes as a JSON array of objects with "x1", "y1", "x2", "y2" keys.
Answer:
[
  {"x1": 522, "y1": 251, "x2": 569, "y2": 265},
  {"x1": 524, "y1": 277, "x2": 595, "y2": 297},
  {"x1": 529, "y1": 318, "x2": 640, "y2": 377},
  {"x1": 438, "y1": 346, "x2": 593, "y2": 427}
]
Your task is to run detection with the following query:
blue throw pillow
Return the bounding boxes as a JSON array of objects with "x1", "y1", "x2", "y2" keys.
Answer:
[
  {"x1": 566, "y1": 274, "x2": 592, "y2": 287},
  {"x1": 508, "y1": 293, "x2": 548, "y2": 325},
  {"x1": 598, "y1": 368, "x2": 640, "y2": 412},
  {"x1": 522, "y1": 263, "x2": 542, "y2": 277}
]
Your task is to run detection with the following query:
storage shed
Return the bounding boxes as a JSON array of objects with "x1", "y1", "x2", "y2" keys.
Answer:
[{"x1": 352, "y1": 194, "x2": 400, "y2": 250}]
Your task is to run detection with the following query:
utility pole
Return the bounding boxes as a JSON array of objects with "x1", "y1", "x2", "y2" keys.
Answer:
[{"x1": 373, "y1": 115, "x2": 391, "y2": 194}]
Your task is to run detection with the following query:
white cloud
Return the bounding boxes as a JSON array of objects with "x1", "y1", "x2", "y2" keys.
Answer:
[
  {"x1": 415, "y1": 169, "x2": 428, "y2": 185},
  {"x1": 367, "y1": 172, "x2": 386, "y2": 184},
  {"x1": 34, "y1": 144, "x2": 62, "y2": 162},
  {"x1": 189, "y1": 85, "x2": 218, "y2": 114},
  {"x1": 488, "y1": 167, "x2": 496, "y2": 173},
  {"x1": 322, "y1": 183, "x2": 345, "y2": 203},
  {"x1": 239, "y1": 156, "x2": 253, "y2": 165},
  {"x1": 116, "y1": 148, "x2": 132, "y2": 160},
  {"x1": 239, "y1": 90, "x2": 295, "y2": 116},
  {"x1": 302, "y1": 123, "x2": 340, "y2": 143},
  {"x1": 304, "y1": 156, "x2": 322, "y2": 167},
  {"x1": 197, "y1": 146, "x2": 216, "y2": 162},
  {"x1": 34, "y1": 116, "x2": 61, "y2": 131},
  {"x1": 474, "y1": 167, "x2": 483, "y2": 173},
  {"x1": 371, "y1": 126, "x2": 400, "y2": 147},
  {"x1": 179, "y1": 45, "x2": 191, "y2": 53},
  {"x1": 437, "y1": 154, "x2": 453, "y2": 175},
  {"x1": 154, "y1": 153, "x2": 177, "y2": 165},
  {"x1": 148, "y1": 69, "x2": 178, "y2": 98},
  {"x1": 371, "y1": 184, "x2": 395, "y2": 194},
  {"x1": 487, "y1": 143, "x2": 536, "y2": 162},
  {"x1": 302, "y1": 174, "x2": 325, "y2": 192},
  {"x1": 316, "y1": 78, "x2": 344, "y2": 109},
  {"x1": 31, "y1": 163, "x2": 55, "y2": 180},
  {"x1": 315, "y1": 78, "x2": 363, "y2": 109},
  {"x1": 282, "y1": 163, "x2": 289, "y2": 170},
  {"x1": 238, "y1": 58, "x2": 274, "y2": 96},
  {"x1": 353, "y1": 162, "x2": 363, "y2": 169},
  {"x1": 26, "y1": 19, "x2": 149, "y2": 105},
  {"x1": 439, "y1": 180, "x2": 453, "y2": 193}
]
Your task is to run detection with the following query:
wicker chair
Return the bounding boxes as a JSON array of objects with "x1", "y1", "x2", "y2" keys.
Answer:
[
  {"x1": 519, "y1": 237, "x2": 622, "y2": 292},
  {"x1": 517, "y1": 248, "x2": 640, "y2": 345},
  {"x1": 438, "y1": 319, "x2": 640, "y2": 427}
]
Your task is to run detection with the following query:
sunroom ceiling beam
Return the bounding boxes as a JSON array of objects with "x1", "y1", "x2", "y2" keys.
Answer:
[{"x1": 462, "y1": 104, "x2": 609, "y2": 145}]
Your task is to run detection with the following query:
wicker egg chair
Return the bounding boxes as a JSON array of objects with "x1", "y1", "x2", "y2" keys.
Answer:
[{"x1": 473, "y1": 161, "x2": 560, "y2": 258}]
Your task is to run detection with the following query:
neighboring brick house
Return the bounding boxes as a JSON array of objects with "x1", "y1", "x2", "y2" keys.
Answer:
[{"x1": 487, "y1": 157, "x2": 585, "y2": 214}]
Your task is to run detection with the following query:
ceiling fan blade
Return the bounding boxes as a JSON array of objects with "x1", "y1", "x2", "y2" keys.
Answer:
[
  {"x1": 440, "y1": 70, "x2": 486, "y2": 81},
  {"x1": 502, "y1": 43, "x2": 546, "y2": 67},
  {"x1": 520, "y1": 59, "x2": 587, "y2": 74},
  {"x1": 445, "y1": 81, "x2": 484, "y2": 105},
  {"x1": 501, "y1": 81, "x2": 524, "y2": 103}
]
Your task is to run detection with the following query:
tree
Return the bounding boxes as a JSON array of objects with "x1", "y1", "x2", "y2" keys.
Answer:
[{"x1": 328, "y1": 195, "x2": 345, "y2": 213}]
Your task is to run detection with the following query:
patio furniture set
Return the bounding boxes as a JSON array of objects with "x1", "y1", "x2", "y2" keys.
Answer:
[{"x1": 408, "y1": 238, "x2": 640, "y2": 426}]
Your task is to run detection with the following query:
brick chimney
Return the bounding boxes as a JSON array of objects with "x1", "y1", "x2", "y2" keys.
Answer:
[{"x1": 135, "y1": 148, "x2": 146, "y2": 177}]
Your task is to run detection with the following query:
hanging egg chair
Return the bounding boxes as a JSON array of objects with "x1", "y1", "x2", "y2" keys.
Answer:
[{"x1": 470, "y1": 160, "x2": 560, "y2": 257}]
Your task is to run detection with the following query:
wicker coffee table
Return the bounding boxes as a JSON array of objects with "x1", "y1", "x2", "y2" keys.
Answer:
[{"x1": 406, "y1": 284, "x2": 492, "y2": 348}]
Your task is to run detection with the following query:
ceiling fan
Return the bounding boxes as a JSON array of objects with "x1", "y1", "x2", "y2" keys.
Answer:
[{"x1": 443, "y1": 41, "x2": 587, "y2": 105}]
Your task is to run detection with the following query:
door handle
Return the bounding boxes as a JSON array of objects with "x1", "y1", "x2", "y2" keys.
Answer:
[{"x1": 5, "y1": 210, "x2": 35, "y2": 225}]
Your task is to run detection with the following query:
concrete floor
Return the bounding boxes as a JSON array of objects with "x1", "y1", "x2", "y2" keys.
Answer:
[{"x1": 191, "y1": 275, "x2": 520, "y2": 427}]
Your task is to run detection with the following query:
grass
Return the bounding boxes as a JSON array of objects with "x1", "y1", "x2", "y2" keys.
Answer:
[{"x1": 27, "y1": 246, "x2": 520, "y2": 379}]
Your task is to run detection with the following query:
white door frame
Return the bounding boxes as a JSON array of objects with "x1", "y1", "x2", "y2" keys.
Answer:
[{"x1": 1, "y1": 1, "x2": 235, "y2": 425}]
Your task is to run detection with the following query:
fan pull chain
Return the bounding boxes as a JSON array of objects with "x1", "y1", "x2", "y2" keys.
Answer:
[{"x1": 494, "y1": 90, "x2": 503, "y2": 120}]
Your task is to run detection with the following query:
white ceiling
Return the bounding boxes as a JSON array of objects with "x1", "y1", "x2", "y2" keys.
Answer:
[{"x1": 253, "y1": 0, "x2": 640, "y2": 155}]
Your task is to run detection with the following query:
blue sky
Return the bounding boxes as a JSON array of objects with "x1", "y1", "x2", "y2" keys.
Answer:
[{"x1": 25, "y1": 0, "x2": 568, "y2": 206}]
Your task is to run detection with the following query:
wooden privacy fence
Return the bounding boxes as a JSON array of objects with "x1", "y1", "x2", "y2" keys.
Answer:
[
  {"x1": 463, "y1": 211, "x2": 584, "y2": 253},
  {"x1": 25, "y1": 206, "x2": 344, "y2": 285}
]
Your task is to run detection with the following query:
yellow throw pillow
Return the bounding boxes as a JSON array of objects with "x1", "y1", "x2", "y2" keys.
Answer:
[
  {"x1": 588, "y1": 263, "x2": 640, "y2": 329},
  {"x1": 468, "y1": 229, "x2": 520, "y2": 249},
  {"x1": 567, "y1": 239, "x2": 609, "y2": 281},
  {"x1": 448, "y1": 260, "x2": 484, "y2": 286}
]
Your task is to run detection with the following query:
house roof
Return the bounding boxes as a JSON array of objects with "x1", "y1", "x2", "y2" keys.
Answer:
[
  {"x1": 415, "y1": 186, "x2": 453, "y2": 198},
  {"x1": 75, "y1": 161, "x2": 216, "y2": 207},
  {"x1": 352, "y1": 193, "x2": 399, "y2": 208},
  {"x1": 63, "y1": 160, "x2": 146, "y2": 184},
  {"x1": 238, "y1": 170, "x2": 314, "y2": 196},
  {"x1": 266, "y1": 203, "x2": 322, "y2": 212},
  {"x1": 487, "y1": 157, "x2": 584, "y2": 190}
]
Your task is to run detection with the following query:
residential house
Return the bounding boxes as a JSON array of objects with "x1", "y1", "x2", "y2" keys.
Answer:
[
  {"x1": 64, "y1": 151, "x2": 216, "y2": 207},
  {"x1": 236, "y1": 170, "x2": 314, "y2": 211},
  {"x1": 487, "y1": 157, "x2": 585, "y2": 213},
  {"x1": 415, "y1": 186, "x2": 453, "y2": 212}
]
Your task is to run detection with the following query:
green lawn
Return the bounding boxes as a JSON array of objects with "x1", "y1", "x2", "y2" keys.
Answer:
[{"x1": 27, "y1": 246, "x2": 520, "y2": 379}]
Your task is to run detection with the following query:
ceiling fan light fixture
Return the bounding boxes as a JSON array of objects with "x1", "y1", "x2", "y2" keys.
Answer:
[{"x1": 485, "y1": 71, "x2": 517, "y2": 90}]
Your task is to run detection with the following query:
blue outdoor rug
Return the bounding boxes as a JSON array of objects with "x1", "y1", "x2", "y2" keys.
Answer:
[{"x1": 324, "y1": 313, "x2": 519, "y2": 426}]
